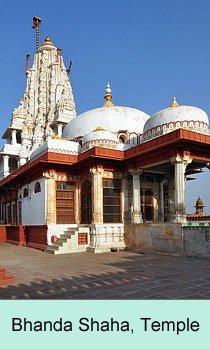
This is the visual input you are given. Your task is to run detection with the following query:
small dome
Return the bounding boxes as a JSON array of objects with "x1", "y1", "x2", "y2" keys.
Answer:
[
  {"x1": 195, "y1": 196, "x2": 205, "y2": 207},
  {"x1": 38, "y1": 36, "x2": 56, "y2": 51},
  {"x1": 143, "y1": 98, "x2": 209, "y2": 140},
  {"x1": 82, "y1": 127, "x2": 118, "y2": 150}
]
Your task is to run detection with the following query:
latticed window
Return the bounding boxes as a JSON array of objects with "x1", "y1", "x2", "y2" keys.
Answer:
[
  {"x1": 103, "y1": 179, "x2": 121, "y2": 223},
  {"x1": 81, "y1": 180, "x2": 92, "y2": 224},
  {"x1": 34, "y1": 182, "x2": 41, "y2": 193},
  {"x1": 141, "y1": 189, "x2": 154, "y2": 221}
]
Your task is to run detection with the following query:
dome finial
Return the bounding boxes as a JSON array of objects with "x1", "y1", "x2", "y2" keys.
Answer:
[
  {"x1": 170, "y1": 97, "x2": 179, "y2": 107},
  {"x1": 103, "y1": 82, "x2": 114, "y2": 107}
]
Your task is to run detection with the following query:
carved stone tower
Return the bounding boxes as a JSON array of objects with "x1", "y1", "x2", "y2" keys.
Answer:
[{"x1": 0, "y1": 33, "x2": 76, "y2": 177}]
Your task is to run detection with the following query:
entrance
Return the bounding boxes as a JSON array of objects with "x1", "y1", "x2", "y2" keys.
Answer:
[
  {"x1": 81, "y1": 180, "x2": 92, "y2": 224},
  {"x1": 140, "y1": 189, "x2": 154, "y2": 221}
]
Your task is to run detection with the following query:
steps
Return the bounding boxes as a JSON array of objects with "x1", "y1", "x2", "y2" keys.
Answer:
[
  {"x1": 46, "y1": 227, "x2": 86, "y2": 255},
  {"x1": 0, "y1": 266, "x2": 15, "y2": 286}
]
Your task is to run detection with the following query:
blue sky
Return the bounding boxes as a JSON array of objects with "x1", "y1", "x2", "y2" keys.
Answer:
[{"x1": 0, "y1": 0, "x2": 210, "y2": 212}]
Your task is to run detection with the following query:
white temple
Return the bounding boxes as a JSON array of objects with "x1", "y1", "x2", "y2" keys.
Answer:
[{"x1": 0, "y1": 18, "x2": 210, "y2": 256}]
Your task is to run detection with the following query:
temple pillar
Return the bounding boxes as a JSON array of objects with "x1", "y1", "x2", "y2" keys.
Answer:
[
  {"x1": 57, "y1": 124, "x2": 63, "y2": 137},
  {"x1": 74, "y1": 180, "x2": 80, "y2": 224},
  {"x1": 167, "y1": 175, "x2": 175, "y2": 222},
  {"x1": 90, "y1": 167, "x2": 104, "y2": 224},
  {"x1": 11, "y1": 130, "x2": 17, "y2": 145},
  {"x1": 130, "y1": 169, "x2": 143, "y2": 223},
  {"x1": 3, "y1": 155, "x2": 9, "y2": 177},
  {"x1": 44, "y1": 171, "x2": 56, "y2": 224},
  {"x1": 171, "y1": 154, "x2": 192, "y2": 223},
  {"x1": 122, "y1": 177, "x2": 129, "y2": 223},
  {"x1": 159, "y1": 181, "x2": 164, "y2": 222}
]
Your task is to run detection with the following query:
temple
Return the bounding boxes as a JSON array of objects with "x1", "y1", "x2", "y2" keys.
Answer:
[{"x1": 0, "y1": 19, "x2": 210, "y2": 255}]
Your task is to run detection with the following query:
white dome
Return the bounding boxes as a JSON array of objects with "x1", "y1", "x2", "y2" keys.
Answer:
[
  {"x1": 143, "y1": 99, "x2": 209, "y2": 136},
  {"x1": 63, "y1": 106, "x2": 150, "y2": 140},
  {"x1": 83, "y1": 128, "x2": 118, "y2": 145}
]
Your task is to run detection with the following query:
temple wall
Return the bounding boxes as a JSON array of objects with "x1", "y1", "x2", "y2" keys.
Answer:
[
  {"x1": 21, "y1": 178, "x2": 46, "y2": 225},
  {"x1": 183, "y1": 226, "x2": 210, "y2": 258},
  {"x1": 125, "y1": 223, "x2": 183, "y2": 256}
]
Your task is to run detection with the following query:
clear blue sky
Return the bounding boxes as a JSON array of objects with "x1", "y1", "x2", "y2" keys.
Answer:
[{"x1": 0, "y1": 0, "x2": 210, "y2": 213}]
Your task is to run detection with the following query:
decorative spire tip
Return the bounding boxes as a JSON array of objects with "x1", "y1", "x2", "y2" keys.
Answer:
[
  {"x1": 103, "y1": 82, "x2": 114, "y2": 107},
  {"x1": 170, "y1": 96, "x2": 179, "y2": 107}
]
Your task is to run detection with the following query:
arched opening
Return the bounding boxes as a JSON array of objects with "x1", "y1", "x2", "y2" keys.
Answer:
[
  {"x1": 119, "y1": 134, "x2": 126, "y2": 144},
  {"x1": 81, "y1": 180, "x2": 92, "y2": 224},
  {"x1": 34, "y1": 181, "x2": 41, "y2": 193}
]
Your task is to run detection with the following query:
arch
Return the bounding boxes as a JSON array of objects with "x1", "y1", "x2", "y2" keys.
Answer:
[
  {"x1": 118, "y1": 133, "x2": 127, "y2": 144},
  {"x1": 34, "y1": 181, "x2": 41, "y2": 193},
  {"x1": 130, "y1": 132, "x2": 138, "y2": 145},
  {"x1": 81, "y1": 180, "x2": 92, "y2": 224}
]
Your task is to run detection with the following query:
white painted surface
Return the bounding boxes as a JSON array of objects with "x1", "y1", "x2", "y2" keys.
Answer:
[
  {"x1": 63, "y1": 106, "x2": 150, "y2": 140},
  {"x1": 20, "y1": 178, "x2": 46, "y2": 225},
  {"x1": 144, "y1": 105, "x2": 209, "y2": 133},
  {"x1": 30, "y1": 139, "x2": 80, "y2": 160}
]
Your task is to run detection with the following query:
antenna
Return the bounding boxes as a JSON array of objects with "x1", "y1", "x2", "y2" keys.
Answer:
[
  {"x1": 67, "y1": 60, "x2": 72, "y2": 77},
  {"x1": 32, "y1": 16, "x2": 42, "y2": 51}
]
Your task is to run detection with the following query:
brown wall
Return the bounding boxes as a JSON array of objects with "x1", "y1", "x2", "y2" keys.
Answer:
[{"x1": 125, "y1": 223, "x2": 183, "y2": 256}]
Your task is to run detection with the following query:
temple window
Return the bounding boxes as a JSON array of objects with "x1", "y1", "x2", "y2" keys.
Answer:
[
  {"x1": 16, "y1": 132, "x2": 22, "y2": 144},
  {"x1": 9, "y1": 157, "x2": 18, "y2": 173},
  {"x1": 23, "y1": 188, "x2": 29, "y2": 197},
  {"x1": 34, "y1": 181, "x2": 41, "y2": 193},
  {"x1": 141, "y1": 189, "x2": 154, "y2": 221},
  {"x1": 103, "y1": 179, "x2": 121, "y2": 223},
  {"x1": 119, "y1": 134, "x2": 126, "y2": 144}
]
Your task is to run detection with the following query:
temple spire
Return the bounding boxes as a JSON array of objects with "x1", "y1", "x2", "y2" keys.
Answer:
[
  {"x1": 103, "y1": 82, "x2": 114, "y2": 107},
  {"x1": 170, "y1": 97, "x2": 179, "y2": 107}
]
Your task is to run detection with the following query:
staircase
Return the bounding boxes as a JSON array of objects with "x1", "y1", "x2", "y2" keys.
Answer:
[
  {"x1": 0, "y1": 266, "x2": 15, "y2": 286},
  {"x1": 46, "y1": 227, "x2": 86, "y2": 255}
]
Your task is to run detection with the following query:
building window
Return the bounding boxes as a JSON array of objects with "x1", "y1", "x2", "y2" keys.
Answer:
[
  {"x1": 56, "y1": 182, "x2": 75, "y2": 224},
  {"x1": 11, "y1": 202, "x2": 17, "y2": 225},
  {"x1": 0, "y1": 204, "x2": 5, "y2": 223},
  {"x1": 141, "y1": 189, "x2": 154, "y2": 221},
  {"x1": 6, "y1": 204, "x2": 11, "y2": 224},
  {"x1": 34, "y1": 181, "x2": 41, "y2": 193},
  {"x1": 103, "y1": 179, "x2": 121, "y2": 223},
  {"x1": 23, "y1": 188, "x2": 29, "y2": 197},
  {"x1": 81, "y1": 180, "x2": 92, "y2": 224}
]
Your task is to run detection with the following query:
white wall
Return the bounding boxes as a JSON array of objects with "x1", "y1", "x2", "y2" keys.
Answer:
[{"x1": 19, "y1": 178, "x2": 46, "y2": 225}]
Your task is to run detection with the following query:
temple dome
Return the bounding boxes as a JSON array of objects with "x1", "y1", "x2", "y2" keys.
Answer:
[
  {"x1": 63, "y1": 83, "x2": 150, "y2": 141},
  {"x1": 82, "y1": 127, "x2": 118, "y2": 150},
  {"x1": 143, "y1": 98, "x2": 209, "y2": 141}
]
